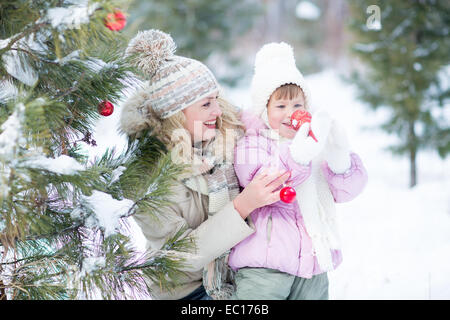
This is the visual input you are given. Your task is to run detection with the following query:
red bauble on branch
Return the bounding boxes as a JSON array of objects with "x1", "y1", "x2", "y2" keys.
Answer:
[
  {"x1": 98, "y1": 100, "x2": 114, "y2": 116},
  {"x1": 104, "y1": 10, "x2": 126, "y2": 31}
]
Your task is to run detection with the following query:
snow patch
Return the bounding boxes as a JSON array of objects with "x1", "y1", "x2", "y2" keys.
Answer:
[
  {"x1": 80, "y1": 256, "x2": 106, "y2": 277},
  {"x1": 24, "y1": 154, "x2": 84, "y2": 175},
  {"x1": 0, "y1": 33, "x2": 18, "y2": 50},
  {"x1": 84, "y1": 58, "x2": 119, "y2": 72},
  {"x1": 0, "y1": 33, "x2": 49, "y2": 86},
  {"x1": 0, "y1": 103, "x2": 26, "y2": 157},
  {"x1": 0, "y1": 103, "x2": 26, "y2": 198},
  {"x1": 414, "y1": 42, "x2": 439, "y2": 58},
  {"x1": 110, "y1": 166, "x2": 126, "y2": 184},
  {"x1": 2, "y1": 50, "x2": 38, "y2": 86},
  {"x1": 46, "y1": 2, "x2": 99, "y2": 30},
  {"x1": 83, "y1": 190, "x2": 134, "y2": 237},
  {"x1": 295, "y1": 1, "x2": 321, "y2": 20},
  {"x1": 413, "y1": 62, "x2": 423, "y2": 71},
  {"x1": 0, "y1": 79, "x2": 19, "y2": 103},
  {"x1": 55, "y1": 50, "x2": 81, "y2": 65},
  {"x1": 353, "y1": 42, "x2": 380, "y2": 53}
]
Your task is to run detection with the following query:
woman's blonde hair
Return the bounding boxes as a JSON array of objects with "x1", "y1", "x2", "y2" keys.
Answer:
[{"x1": 145, "y1": 96, "x2": 245, "y2": 170}]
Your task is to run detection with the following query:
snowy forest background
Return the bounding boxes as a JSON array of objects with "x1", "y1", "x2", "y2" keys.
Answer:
[{"x1": 1, "y1": 0, "x2": 449, "y2": 299}]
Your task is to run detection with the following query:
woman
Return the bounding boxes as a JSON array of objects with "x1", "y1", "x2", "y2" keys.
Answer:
[{"x1": 119, "y1": 29, "x2": 290, "y2": 300}]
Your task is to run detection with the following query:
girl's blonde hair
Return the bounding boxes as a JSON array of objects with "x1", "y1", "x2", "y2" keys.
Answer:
[{"x1": 146, "y1": 97, "x2": 245, "y2": 170}]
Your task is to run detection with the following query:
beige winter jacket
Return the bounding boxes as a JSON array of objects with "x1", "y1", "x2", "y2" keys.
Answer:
[{"x1": 133, "y1": 176, "x2": 255, "y2": 300}]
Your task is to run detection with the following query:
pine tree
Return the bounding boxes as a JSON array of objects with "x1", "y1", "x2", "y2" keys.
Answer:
[
  {"x1": 347, "y1": 0, "x2": 450, "y2": 187},
  {"x1": 1, "y1": 0, "x2": 192, "y2": 300},
  {"x1": 124, "y1": 0, "x2": 263, "y2": 85}
]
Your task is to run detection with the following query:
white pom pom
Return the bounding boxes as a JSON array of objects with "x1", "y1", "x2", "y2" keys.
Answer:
[
  {"x1": 126, "y1": 29, "x2": 176, "y2": 77},
  {"x1": 254, "y1": 42, "x2": 295, "y2": 72}
]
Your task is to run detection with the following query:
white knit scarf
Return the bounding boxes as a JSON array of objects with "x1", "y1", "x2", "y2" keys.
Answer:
[{"x1": 294, "y1": 157, "x2": 341, "y2": 271}]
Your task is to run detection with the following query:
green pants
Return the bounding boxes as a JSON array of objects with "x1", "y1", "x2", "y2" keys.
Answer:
[{"x1": 231, "y1": 268, "x2": 329, "y2": 300}]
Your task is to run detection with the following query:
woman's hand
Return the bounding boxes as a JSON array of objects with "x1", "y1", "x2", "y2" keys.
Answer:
[{"x1": 233, "y1": 168, "x2": 291, "y2": 219}]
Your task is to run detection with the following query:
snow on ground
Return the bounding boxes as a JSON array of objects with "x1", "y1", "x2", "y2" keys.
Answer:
[
  {"x1": 229, "y1": 70, "x2": 450, "y2": 299},
  {"x1": 88, "y1": 70, "x2": 450, "y2": 299}
]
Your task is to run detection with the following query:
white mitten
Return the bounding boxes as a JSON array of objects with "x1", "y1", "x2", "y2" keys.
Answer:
[
  {"x1": 324, "y1": 120, "x2": 351, "y2": 174},
  {"x1": 310, "y1": 109, "x2": 333, "y2": 143},
  {"x1": 289, "y1": 110, "x2": 332, "y2": 165}
]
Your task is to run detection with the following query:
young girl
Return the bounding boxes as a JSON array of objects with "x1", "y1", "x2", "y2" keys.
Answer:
[{"x1": 228, "y1": 42, "x2": 368, "y2": 300}]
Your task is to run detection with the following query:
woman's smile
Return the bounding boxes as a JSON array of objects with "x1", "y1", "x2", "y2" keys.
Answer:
[{"x1": 204, "y1": 119, "x2": 217, "y2": 129}]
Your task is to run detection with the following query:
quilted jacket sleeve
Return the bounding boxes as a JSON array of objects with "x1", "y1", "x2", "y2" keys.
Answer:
[{"x1": 321, "y1": 152, "x2": 368, "y2": 203}]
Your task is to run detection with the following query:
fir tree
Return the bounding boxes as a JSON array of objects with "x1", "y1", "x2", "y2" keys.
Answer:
[
  {"x1": 0, "y1": 0, "x2": 192, "y2": 300},
  {"x1": 125, "y1": 0, "x2": 263, "y2": 85},
  {"x1": 347, "y1": 0, "x2": 450, "y2": 187}
]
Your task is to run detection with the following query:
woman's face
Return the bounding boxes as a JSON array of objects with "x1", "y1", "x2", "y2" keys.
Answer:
[
  {"x1": 182, "y1": 90, "x2": 222, "y2": 143},
  {"x1": 267, "y1": 92, "x2": 306, "y2": 139}
]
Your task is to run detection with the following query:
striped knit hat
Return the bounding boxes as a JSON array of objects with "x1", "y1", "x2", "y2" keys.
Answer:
[{"x1": 120, "y1": 30, "x2": 219, "y2": 136}]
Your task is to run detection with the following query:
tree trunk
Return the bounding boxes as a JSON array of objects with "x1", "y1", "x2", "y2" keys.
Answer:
[
  {"x1": 409, "y1": 120, "x2": 417, "y2": 188},
  {"x1": 264, "y1": 0, "x2": 284, "y2": 42},
  {"x1": 0, "y1": 280, "x2": 6, "y2": 300},
  {"x1": 324, "y1": 0, "x2": 347, "y2": 64},
  {"x1": 410, "y1": 146, "x2": 417, "y2": 188}
]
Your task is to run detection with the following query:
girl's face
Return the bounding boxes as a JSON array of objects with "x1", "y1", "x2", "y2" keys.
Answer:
[
  {"x1": 182, "y1": 91, "x2": 222, "y2": 143},
  {"x1": 267, "y1": 92, "x2": 307, "y2": 139}
]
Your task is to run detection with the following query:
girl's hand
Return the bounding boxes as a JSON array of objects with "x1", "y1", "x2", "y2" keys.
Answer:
[
  {"x1": 327, "y1": 119, "x2": 349, "y2": 150},
  {"x1": 233, "y1": 168, "x2": 291, "y2": 219},
  {"x1": 289, "y1": 110, "x2": 332, "y2": 165},
  {"x1": 310, "y1": 109, "x2": 332, "y2": 143},
  {"x1": 324, "y1": 120, "x2": 352, "y2": 174}
]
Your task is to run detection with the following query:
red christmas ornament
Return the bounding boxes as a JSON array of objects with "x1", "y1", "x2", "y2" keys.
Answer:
[
  {"x1": 290, "y1": 109, "x2": 318, "y2": 142},
  {"x1": 98, "y1": 100, "x2": 114, "y2": 116},
  {"x1": 104, "y1": 10, "x2": 127, "y2": 31},
  {"x1": 280, "y1": 186, "x2": 296, "y2": 203}
]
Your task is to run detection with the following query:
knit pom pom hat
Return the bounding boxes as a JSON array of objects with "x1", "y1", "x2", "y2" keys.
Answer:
[
  {"x1": 250, "y1": 42, "x2": 310, "y2": 119},
  {"x1": 120, "y1": 29, "x2": 219, "y2": 137}
]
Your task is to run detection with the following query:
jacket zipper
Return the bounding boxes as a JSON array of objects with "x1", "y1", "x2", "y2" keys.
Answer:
[{"x1": 266, "y1": 213, "x2": 273, "y2": 243}]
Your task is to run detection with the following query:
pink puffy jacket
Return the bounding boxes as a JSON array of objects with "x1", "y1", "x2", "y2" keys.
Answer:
[{"x1": 228, "y1": 112, "x2": 368, "y2": 278}]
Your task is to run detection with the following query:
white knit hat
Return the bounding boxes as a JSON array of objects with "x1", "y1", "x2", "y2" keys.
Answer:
[{"x1": 250, "y1": 42, "x2": 310, "y2": 119}]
